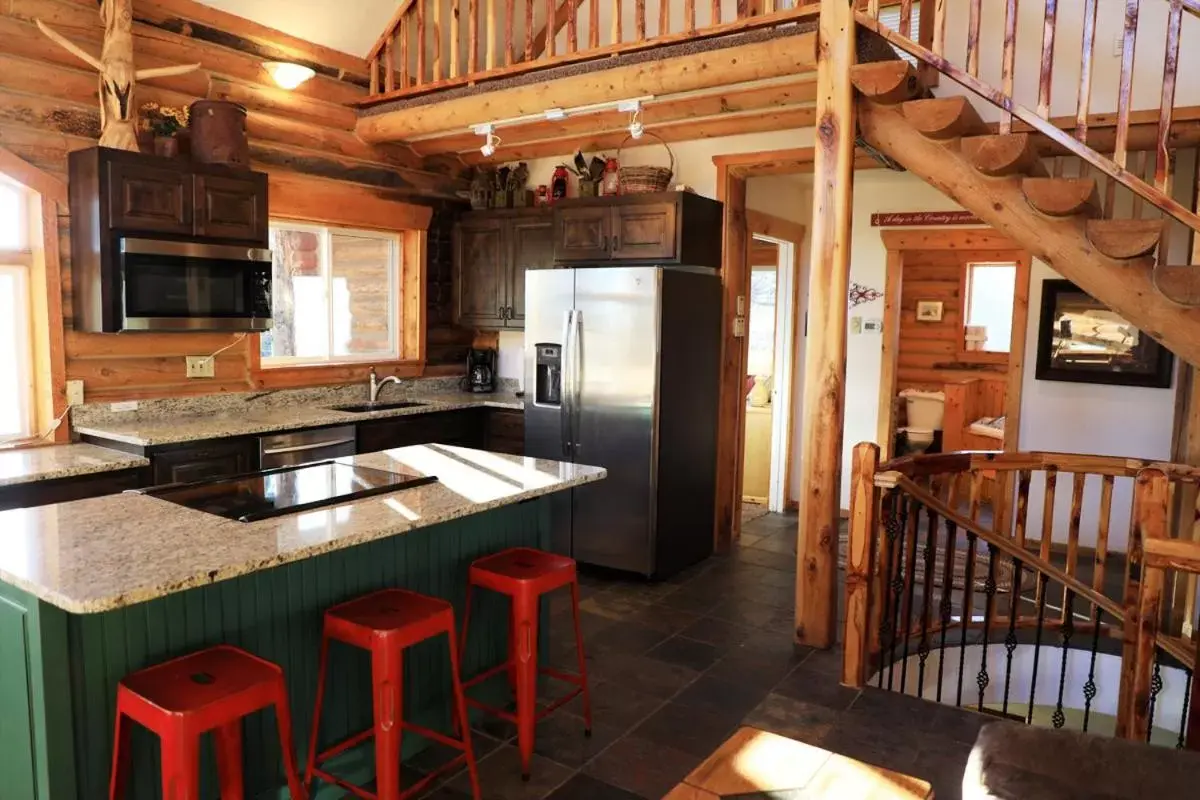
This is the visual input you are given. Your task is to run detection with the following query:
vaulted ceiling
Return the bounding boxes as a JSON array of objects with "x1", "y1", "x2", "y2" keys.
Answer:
[{"x1": 197, "y1": 0, "x2": 398, "y2": 58}]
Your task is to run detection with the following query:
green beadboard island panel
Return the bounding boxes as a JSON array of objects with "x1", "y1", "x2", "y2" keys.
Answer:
[{"x1": 1, "y1": 497, "x2": 549, "y2": 799}]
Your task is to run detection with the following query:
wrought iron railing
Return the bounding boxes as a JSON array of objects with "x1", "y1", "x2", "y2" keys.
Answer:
[{"x1": 843, "y1": 444, "x2": 1200, "y2": 749}]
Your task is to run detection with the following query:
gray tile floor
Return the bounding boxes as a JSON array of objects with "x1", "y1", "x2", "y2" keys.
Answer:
[{"x1": 402, "y1": 513, "x2": 982, "y2": 799}]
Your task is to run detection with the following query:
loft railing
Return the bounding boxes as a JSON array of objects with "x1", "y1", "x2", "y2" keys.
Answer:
[
  {"x1": 360, "y1": 0, "x2": 819, "y2": 101},
  {"x1": 855, "y1": 0, "x2": 1200, "y2": 236},
  {"x1": 843, "y1": 444, "x2": 1200, "y2": 749}
]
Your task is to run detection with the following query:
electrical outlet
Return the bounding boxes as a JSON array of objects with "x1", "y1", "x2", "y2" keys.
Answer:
[
  {"x1": 186, "y1": 356, "x2": 215, "y2": 379},
  {"x1": 110, "y1": 401, "x2": 138, "y2": 413},
  {"x1": 850, "y1": 316, "x2": 863, "y2": 334},
  {"x1": 733, "y1": 316, "x2": 747, "y2": 338},
  {"x1": 66, "y1": 380, "x2": 84, "y2": 406},
  {"x1": 1113, "y1": 33, "x2": 1124, "y2": 57}
]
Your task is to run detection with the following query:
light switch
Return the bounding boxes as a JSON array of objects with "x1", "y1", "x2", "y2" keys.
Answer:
[
  {"x1": 186, "y1": 356, "x2": 215, "y2": 379},
  {"x1": 850, "y1": 316, "x2": 863, "y2": 334},
  {"x1": 736, "y1": 296, "x2": 745, "y2": 316},
  {"x1": 66, "y1": 380, "x2": 84, "y2": 406},
  {"x1": 864, "y1": 318, "x2": 883, "y2": 333}
]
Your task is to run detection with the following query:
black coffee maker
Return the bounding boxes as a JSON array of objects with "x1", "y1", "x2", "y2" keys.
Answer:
[{"x1": 465, "y1": 348, "x2": 498, "y2": 393}]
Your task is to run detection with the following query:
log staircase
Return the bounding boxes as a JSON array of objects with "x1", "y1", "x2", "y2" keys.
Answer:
[{"x1": 849, "y1": 2, "x2": 1200, "y2": 368}]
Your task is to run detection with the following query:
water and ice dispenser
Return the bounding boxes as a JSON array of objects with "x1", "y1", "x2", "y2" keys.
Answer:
[{"x1": 534, "y1": 343, "x2": 562, "y2": 406}]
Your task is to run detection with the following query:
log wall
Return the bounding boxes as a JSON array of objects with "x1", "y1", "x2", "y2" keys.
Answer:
[{"x1": 3, "y1": 0, "x2": 470, "y2": 401}]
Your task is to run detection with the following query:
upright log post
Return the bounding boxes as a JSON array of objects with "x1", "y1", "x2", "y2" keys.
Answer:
[
  {"x1": 1117, "y1": 467, "x2": 1169, "y2": 739},
  {"x1": 796, "y1": 0, "x2": 856, "y2": 649},
  {"x1": 843, "y1": 442, "x2": 880, "y2": 688}
]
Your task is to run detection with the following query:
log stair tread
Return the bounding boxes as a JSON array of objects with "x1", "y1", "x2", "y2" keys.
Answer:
[
  {"x1": 901, "y1": 96, "x2": 985, "y2": 139},
  {"x1": 1086, "y1": 219, "x2": 1167, "y2": 260},
  {"x1": 961, "y1": 133, "x2": 1047, "y2": 178},
  {"x1": 1153, "y1": 265, "x2": 1200, "y2": 307},
  {"x1": 849, "y1": 61, "x2": 924, "y2": 105},
  {"x1": 1022, "y1": 177, "x2": 1101, "y2": 218}
]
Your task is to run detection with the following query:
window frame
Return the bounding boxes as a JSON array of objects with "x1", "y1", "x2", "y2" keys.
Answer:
[
  {"x1": 0, "y1": 177, "x2": 37, "y2": 440},
  {"x1": 260, "y1": 219, "x2": 404, "y2": 370},
  {"x1": 958, "y1": 259, "x2": 1019, "y2": 365}
]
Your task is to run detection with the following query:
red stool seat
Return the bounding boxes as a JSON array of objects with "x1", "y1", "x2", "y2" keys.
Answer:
[
  {"x1": 108, "y1": 644, "x2": 306, "y2": 800},
  {"x1": 460, "y1": 547, "x2": 593, "y2": 780},
  {"x1": 305, "y1": 589, "x2": 480, "y2": 800}
]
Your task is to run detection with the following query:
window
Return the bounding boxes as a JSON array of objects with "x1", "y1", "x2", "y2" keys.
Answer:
[
  {"x1": 261, "y1": 222, "x2": 402, "y2": 367},
  {"x1": 0, "y1": 178, "x2": 34, "y2": 439},
  {"x1": 964, "y1": 262, "x2": 1018, "y2": 353},
  {"x1": 878, "y1": 2, "x2": 922, "y2": 67}
]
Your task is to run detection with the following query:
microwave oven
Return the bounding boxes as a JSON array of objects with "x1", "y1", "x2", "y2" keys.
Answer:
[{"x1": 115, "y1": 238, "x2": 274, "y2": 332}]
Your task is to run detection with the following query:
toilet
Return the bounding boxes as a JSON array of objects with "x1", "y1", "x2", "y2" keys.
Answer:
[{"x1": 898, "y1": 389, "x2": 946, "y2": 454}]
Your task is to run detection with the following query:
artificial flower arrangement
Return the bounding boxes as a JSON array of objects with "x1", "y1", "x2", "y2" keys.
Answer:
[{"x1": 140, "y1": 102, "x2": 189, "y2": 138}]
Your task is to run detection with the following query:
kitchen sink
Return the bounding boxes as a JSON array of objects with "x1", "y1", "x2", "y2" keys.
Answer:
[{"x1": 329, "y1": 401, "x2": 428, "y2": 413}]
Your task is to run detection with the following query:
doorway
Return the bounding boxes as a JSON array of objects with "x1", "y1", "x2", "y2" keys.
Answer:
[{"x1": 741, "y1": 233, "x2": 800, "y2": 518}]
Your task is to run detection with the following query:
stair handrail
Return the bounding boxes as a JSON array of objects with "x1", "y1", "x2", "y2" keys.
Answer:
[{"x1": 853, "y1": 7, "x2": 1200, "y2": 235}]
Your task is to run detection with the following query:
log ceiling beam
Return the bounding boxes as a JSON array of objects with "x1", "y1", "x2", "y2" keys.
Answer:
[{"x1": 356, "y1": 32, "x2": 817, "y2": 141}]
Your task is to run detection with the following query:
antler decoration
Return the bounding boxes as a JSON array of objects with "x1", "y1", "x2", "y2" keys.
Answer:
[{"x1": 36, "y1": 0, "x2": 200, "y2": 151}]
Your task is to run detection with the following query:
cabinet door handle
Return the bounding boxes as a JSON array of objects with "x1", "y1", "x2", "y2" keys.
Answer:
[
  {"x1": 498, "y1": 305, "x2": 505, "y2": 319},
  {"x1": 612, "y1": 235, "x2": 620, "y2": 251},
  {"x1": 601, "y1": 234, "x2": 609, "y2": 252}
]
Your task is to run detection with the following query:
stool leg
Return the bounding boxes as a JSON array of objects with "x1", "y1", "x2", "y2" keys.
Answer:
[
  {"x1": 273, "y1": 681, "x2": 308, "y2": 800},
  {"x1": 372, "y1": 643, "x2": 404, "y2": 800},
  {"x1": 512, "y1": 591, "x2": 540, "y2": 780},
  {"x1": 456, "y1": 583, "x2": 474, "y2": 738},
  {"x1": 447, "y1": 630, "x2": 482, "y2": 800},
  {"x1": 107, "y1": 699, "x2": 132, "y2": 800},
  {"x1": 569, "y1": 577, "x2": 594, "y2": 735},
  {"x1": 304, "y1": 633, "x2": 331, "y2": 790},
  {"x1": 213, "y1": 721, "x2": 244, "y2": 800},
  {"x1": 160, "y1": 731, "x2": 200, "y2": 800}
]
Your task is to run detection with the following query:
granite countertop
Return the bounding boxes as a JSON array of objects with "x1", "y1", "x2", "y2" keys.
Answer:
[
  {"x1": 74, "y1": 391, "x2": 525, "y2": 447},
  {"x1": 0, "y1": 446, "x2": 603, "y2": 614},
  {"x1": 0, "y1": 444, "x2": 149, "y2": 488}
]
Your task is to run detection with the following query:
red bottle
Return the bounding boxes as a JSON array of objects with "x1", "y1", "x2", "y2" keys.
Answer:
[
  {"x1": 550, "y1": 165, "x2": 570, "y2": 202},
  {"x1": 601, "y1": 157, "x2": 620, "y2": 196}
]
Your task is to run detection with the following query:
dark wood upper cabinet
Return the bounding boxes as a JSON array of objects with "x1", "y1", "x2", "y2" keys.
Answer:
[
  {"x1": 107, "y1": 160, "x2": 193, "y2": 235},
  {"x1": 454, "y1": 207, "x2": 552, "y2": 331},
  {"x1": 194, "y1": 173, "x2": 269, "y2": 242},
  {"x1": 552, "y1": 192, "x2": 722, "y2": 269}
]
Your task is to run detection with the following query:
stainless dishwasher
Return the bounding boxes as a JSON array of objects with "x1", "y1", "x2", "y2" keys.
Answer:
[{"x1": 259, "y1": 426, "x2": 357, "y2": 469}]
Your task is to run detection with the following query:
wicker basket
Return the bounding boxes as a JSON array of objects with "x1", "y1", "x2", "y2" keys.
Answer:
[{"x1": 618, "y1": 133, "x2": 675, "y2": 194}]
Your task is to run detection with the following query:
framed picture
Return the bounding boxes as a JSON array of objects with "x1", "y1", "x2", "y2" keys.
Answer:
[
  {"x1": 915, "y1": 300, "x2": 944, "y2": 322},
  {"x1": 1035, "y1": 279, "x2": 1173, "y2": 388}
]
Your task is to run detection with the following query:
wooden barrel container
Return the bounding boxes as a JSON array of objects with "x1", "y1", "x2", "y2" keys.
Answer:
[{"x1": 189, "y1": 101, "x2": 249, "y2": 167}]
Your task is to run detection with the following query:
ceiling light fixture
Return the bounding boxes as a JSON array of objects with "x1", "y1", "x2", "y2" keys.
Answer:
[
  {"x1": 264, "y1": 61, "x2": 316, "y2": 90},
  {"x1": 474, "y1": 123, "x2": 501, "y2": 158},
  {"x1": 620, "y1": 99, "x2": 644, "y2": 139}
]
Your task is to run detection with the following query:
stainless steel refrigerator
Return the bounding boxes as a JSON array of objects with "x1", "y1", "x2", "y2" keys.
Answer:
[{"x1": 524, "y1": 266, "x2": 721, "y2": 578}]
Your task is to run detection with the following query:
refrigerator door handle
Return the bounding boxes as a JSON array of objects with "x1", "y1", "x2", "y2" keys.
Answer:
[
  {"x1": 572, "y1": 309, "x2": 583, "y2": 457},
  {"x1": 561, "y1": 309, "x2": 574, "y2": 458}
]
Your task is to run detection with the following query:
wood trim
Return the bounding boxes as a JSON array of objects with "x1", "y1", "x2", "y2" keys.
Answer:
[
  {"x1": 252, "y1": 360, "x2": 424, "y2": 391},
  {"x1": 29, "y1": 196, "x2": 67, "y2": 442},
  {"x1": 876, "y1": 249, "x2": 903, "y2": 459},
  {"x1": 0, "y1": 145, "x2": 67, "y2": 206},
  {"x1": 879, "y1": 228, "x2": 1019, "y2": 250},
  {"x1": 745, "y1": 209, "x2": 807, "y2": 244},
  {"x1": 403, "y1": 230, "x2": 429, "y2": 365},
  {"x1": 715, "y1": 164, "x2": 749, "y2": 553},
  {"x1": 267, "y1": 173, "x2": 434, "y2": 231},
  {"x1": 1003, "y1": 253, "x2": 1031, "y2": 454}
]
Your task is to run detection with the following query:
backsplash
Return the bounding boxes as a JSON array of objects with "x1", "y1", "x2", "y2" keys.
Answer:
[{"x1": 71, "y1": 376, "x2": 518, "y2": 428}]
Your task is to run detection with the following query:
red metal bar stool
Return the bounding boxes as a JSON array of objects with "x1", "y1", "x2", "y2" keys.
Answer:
[
  {"x1": 305, "y1": 588, "x2": 480, "y2": 800},
  {"x1": 459, "y1": 547, "x2": 593, "y2": 780},
  {"x1": 108, "y1": 644, "x2": 306, "y2": 800}
]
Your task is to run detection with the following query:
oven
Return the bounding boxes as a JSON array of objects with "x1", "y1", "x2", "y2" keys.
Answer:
[{"x1": 118, "y1": 238, "x2": 273, "y2": 332}]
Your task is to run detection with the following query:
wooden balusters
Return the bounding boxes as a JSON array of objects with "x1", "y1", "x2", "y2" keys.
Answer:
[
  {"x1": 843, "y1": 443, "x2": 880, "y2": 689},
  {"x1": 482, "y1": 0, "x2": 493, "y2": 70},
  {"x1": 507, "y1": 0, "x2": 516, "y2": 64},
  {"x1": 636, "y1": 0, "x2": 646, "y2": 39},
  {"x1": 1093, "y1": 475, "x2": 1114, "y2": 621},
  {"x1": 1158, "y1": 0, "x2": 1184, "y2": 192},
  {"x1": 900, "y1": 0, "x2": 913, "y2": 39},
  {"x1": 1126, "y1": 469, "x2": 1169, "y2": 742},
  {"x1": 590, "y1": 0, "x2": 600, "y2": 47},
  {"x1": 685, "y1": 0, "x2": 695, "y2": 32},
  {"x1": 1114, "y1": 0, "x2": 1141, "y2": 173},
  {"x1": 712, "y1": 0, "x2": 720, "y2": 26},
  {"x1": 1037, "y1": 468, "x2": 1057, "y2": 605},
  {"x1": 1075, "y1": 0, "x2": 1098, "y2": 144},
  {"x1": 416, "y1": 0, "x2": 427, "y2": 85},
  {"x1": 660, "y1": 0, "x2": 669, "y2": 36},
  {"x1": 569, "y1": 0, "x2": 579, "y2": 52},
  {"x1": 400, "y1": 17, "x2": 410, "y2": 87},
  {"x1": 384, "y1": 39, "x2": 396, "y2": 92},
  {"x1": 931, "y1": 0, "x2": 947, "y2": 57},
  {"x1": 1132, "y1": 152, "x2": 1148, "y2": 219},
  {"x1": 451, "y1": 0, "x2": 462, "y2": 76},
  {"x1": 370, "y1": 55, "x2": 381, "y2": 95},
  {"x1": 963, "y1": 0, "x2": 982, "y2": 77},
  {"x1": 867, "y1": 0, "x2": 879, "y2": 18},
  {"x1": 999, "y1": 0, "x2": 1018, "y2": 133},
  {"x1": 526, "y1": 0, "x2": 534, "y2": 60},
  {"x1": 1038, "y1": 0, "x2": 1058, "y2": 119},
  {"x1": 433, "y1": 0, "x2": 443, "y2": 80},
  {"x1": 613, "y1": 0, "x2": 622, "y2": 44},
  {"x1": 1014, "y1": 469, "x2": 1032, "y2": 548},
  {"x1": 546, "y1": 0, "x2": 556, "y2": 56},
  {"x1": 1064, "y1": 472, "x2": 1085, "y2": 619}
]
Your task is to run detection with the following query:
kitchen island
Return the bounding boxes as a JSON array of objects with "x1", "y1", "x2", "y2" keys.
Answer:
[{"x1": 0, "y1": 445, "x2": 603, "y2": 799}]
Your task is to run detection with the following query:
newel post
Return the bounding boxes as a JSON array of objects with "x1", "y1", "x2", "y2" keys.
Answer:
[
  {"x1": 1117, "y1": 467, "x2": 1169, "y2": 740},
  {"x1": 842, "y1": 442, "x2": 880, "y2": 688}
]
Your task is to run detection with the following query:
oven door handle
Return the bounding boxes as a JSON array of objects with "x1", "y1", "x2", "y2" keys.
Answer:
[{"x1": 261, "y1": 437, "x2": 357, "y2": 456}]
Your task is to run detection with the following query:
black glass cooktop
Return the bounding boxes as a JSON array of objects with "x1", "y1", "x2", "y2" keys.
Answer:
[{"x1": 140, "y1": 461, "x2": 438, "y2": 523}]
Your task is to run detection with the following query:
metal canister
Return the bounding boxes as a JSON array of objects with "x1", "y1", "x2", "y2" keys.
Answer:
[{"x1": 189, "y1": 101, "x2": 249, "y2": 167}]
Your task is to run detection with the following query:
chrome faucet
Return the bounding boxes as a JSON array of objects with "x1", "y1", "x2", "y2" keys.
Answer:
[{"x1": 368, "y1": 367, "x2": 403, "y2": 403}]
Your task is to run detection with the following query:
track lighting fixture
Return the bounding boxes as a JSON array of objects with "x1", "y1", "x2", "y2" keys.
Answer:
[
  {"x1": 619, "y1": 99, "x2": 644, "y2": 139},
  {"x1": 474, "y1": 123, "x2": 501, "y2": 158}
]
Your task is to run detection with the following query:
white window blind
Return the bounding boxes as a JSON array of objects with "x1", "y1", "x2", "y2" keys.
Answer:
[{"x1": 878, "y1": 3, "x2": 921, "y2": 68}]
